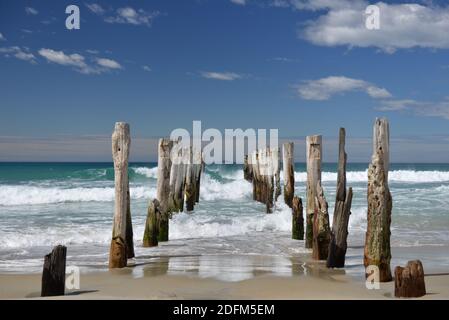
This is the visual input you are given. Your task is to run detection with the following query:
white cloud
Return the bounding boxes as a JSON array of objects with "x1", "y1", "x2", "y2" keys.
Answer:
[
  {"x1": 38, "y1": 48, "x2": 122, "y2": 74},
  {"x1": 39, "y1": 48, "x2": 86, "y2": 68},
  {"x1": 85, "y1": 3, "x2": 105, "y2": 15},
  {"x1": 142, "y1": 65, "x2": 152, "y2": 72},
  {"x1": 86, "y1": 49, "x2": 99, "y2": 54},
  {"x1": 294, "y1": 0, "x2": 449, "y2": 53},
  {"x1": 0, "y1": 46, "x2": 36, "y2": 63},
  {"x1": 201, "y1": 71, "x2": 242, "y2": 81},
  {"x1": 297, "y1": 76, "x2": 391, "y2": 100},
  {"x1": 378, "y1": 98, "x2": 449, "y2": 120},
  {"x1": 0, "y1": 32, "x2": 5, "y2": 41},
  {"x1": 96, "y1": 58, "x2": 122, "y2": 69},
  {"x1": 25, "y1": 7, "x2": 39, "y2": 15},
  {"x1": 231, "y1": 0, "x2": 247, "y2": 5},
  {"x1": 105, "y1": 7, "x2": 160, "y2": 26}
]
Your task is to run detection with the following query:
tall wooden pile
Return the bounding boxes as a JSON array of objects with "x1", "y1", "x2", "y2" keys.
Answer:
[
  {"x1": 306, "y1": 135, "x2": 322, "y2": 249},
  {"x1": 282, "y1": 142, "x2": 295, "y2": 208},
  {"x1": 364, "y1": 118, "x2": 393, "y2": 282},
  {"x1": 327, "y1": 128, "x2": 352, "y2": 268},
  {"x1": 109, "y1": 122, "x2": 134, "y2": 268}
]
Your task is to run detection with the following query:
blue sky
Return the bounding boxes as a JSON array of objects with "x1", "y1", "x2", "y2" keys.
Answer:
[{"x1": 1, "y1": 0, "x2": 449, "y2": 162}]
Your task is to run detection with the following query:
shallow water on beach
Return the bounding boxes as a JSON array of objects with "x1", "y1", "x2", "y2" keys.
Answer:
[{"x1": 0, "y1": 162, "x2": 448, "y2": 276}]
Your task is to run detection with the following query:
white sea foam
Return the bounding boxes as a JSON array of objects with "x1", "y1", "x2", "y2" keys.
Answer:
[
  {"x1": 1, "y1": 225, "x2": 113, "y2": 248},
  {"x1": 199, "y1": 174, "x2": 252, "y2": 201},
  {"x1": 2, "y1": 167, "x2": 449, "y2": 206},
  {"x1": 0, "y1": 185, "x2": 156, "y2": 206},
  {"x1": 170, "y1": 203, "x2": 293, "y2": 239},
  {"x1": 133, "y1": 165, "x2": 449, "y2": 183},
  {"x1": 132, "y1": 167, "x2": 158, "y2": 178},
  {"x1": 294, "y1": 170, "x2": 449, "y2": 183}
]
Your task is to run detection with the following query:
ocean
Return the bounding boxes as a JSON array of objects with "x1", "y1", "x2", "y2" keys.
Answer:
[{"x1": 0, "y1": 162, "x2": 449, "y2": 277}]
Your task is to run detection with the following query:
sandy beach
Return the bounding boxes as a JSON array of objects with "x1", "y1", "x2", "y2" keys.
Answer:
[{"x1": 1, "y1": 250, "x2": 449, "y2": 300}]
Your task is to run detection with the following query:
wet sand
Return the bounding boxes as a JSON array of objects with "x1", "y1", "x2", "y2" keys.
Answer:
[{"x1": 1, "y1": 254, "x2": 448, "y2": 300}]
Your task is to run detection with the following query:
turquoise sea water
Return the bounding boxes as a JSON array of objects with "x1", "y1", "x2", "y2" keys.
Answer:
[{"x1": 0, "y1": 162, "x2": 448, "y2": 274}]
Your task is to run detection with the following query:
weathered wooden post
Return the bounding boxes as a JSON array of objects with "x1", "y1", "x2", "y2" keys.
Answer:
[
  {"x1": 168, "y1": 143, "x2": 187, "y2": 213},
  {"x1": 125, "y1": 187, "x2": 134, "y2": 259},
  {"x1": 292, "y1": 196, "x2": 304, "y2": 240},
  {"x1": 243, "y1": 155, "x2": 253, "y2": 182},
  {"x1": 41, "y1": 245, "x2": 66, "y2": 297},
  {"x1": 274, "y1": 148, "x2": 281, "y2": 201},
  {"x1": 394, "y1": 260, "x2": 426, "y2": 298},
  {"x1": 327, "y1": 128, "x2": 352, "y2": 268},
  {"x1": 109, "y1": 122, "x2": 131, "y2": 269},
  {"x1": 185, "y1": 148, "x2": 202, "y2": 212},
  {"x1": 156, "y1": 138, "x2": 173, "y2": 241},
  {"x1": 364, "y1": 118, "x2": 393, "y2": 282},
  {"x1": 195, "y1": 156, "x2": 204, "y2": 203},
  {"x1": 143, "y1": 199, "x2": 160, "y2": 247},
  {"x1": 306, "y1": 135, "x2": 322, "y2": 249},
  {"x1": 312, "y1": 183, "x2": 331, "y2": 260},
  {"x1": 282, "y1": 142, "x2": 295, "y2": 208}
]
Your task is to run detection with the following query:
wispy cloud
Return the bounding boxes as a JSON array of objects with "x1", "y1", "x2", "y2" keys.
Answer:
[
  {"x1": 297, "y1": 76, "x2": 391, "y2": 100},
  {"x1": 25, "y1": 7, "x2": 39, "y2": 15},
  {"x1": 86, "y1": 4, "x2": 160, "y2": 27},
  {"x1": 201, "y1": 71, "x2": 242, "y2": 81},
  {"x1": 41, "y1": 17, "x2": 57, "y2": 25},
  {"x1": 106, "y1": 7, "x2": 160, "y2": 26},
  {"x1": 38, "y1": 48, "x2": 122, "y2": 74},
  {"x1": 230, "y1": 0, "x2": 247, "y2": 5},
  {"x1": 0, "y1": 46, "x2": 36, "y2": 64},
  {"x1": 96, "y1": 58, "x2": 122, "y2": 69},
  {"x1": 142, "y1": 65, "x2": 152, "y2": 72},
  {"x1": 0, "y1": 32, "x2": 5, "y2": 41},
  {"x1": 378, "y1": 98, "x2": 449, "y2": 120},
  {"x1": 85, "y1": 3, "x2": 105, "y2": 15}
]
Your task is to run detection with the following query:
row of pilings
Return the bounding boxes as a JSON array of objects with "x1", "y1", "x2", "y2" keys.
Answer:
[
  {"x1": 243, "y1": 118, "x2": 392, "y2": 279},
  {"x1": 39, "y1": 118, "x2": 424, "y2": 298}
]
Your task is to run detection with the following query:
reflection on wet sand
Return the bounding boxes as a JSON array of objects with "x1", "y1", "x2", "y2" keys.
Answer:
[{"x1": 131, "y1": 254, "x2": 347, "y2": 282}]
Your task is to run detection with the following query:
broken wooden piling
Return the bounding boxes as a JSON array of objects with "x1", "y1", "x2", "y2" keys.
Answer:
[
  {"x1": 312, "y1": 183, "x2": 331, "y2": 260},
  {"x1": 282, "y1": 142, "x2": 295, "y2": 208},
  {"x1": 274, "y1": 148, "x2": 281, "y2": 202},
  {"x1": 243, "y1": 155, "x2": 253, "y2": 182},
  {"x1": 168, "y1": 142, "x2": 187, "y2": 214},
  {"x1": 185, "y1": 148, "x2": 203, "y2": 212},
  {"x1": 394, "y1": 260, "x2": 426, "y2": 298},
  {"x1": 156, "y1": 138, "x2": 173, "y2": 242},
  {"x1": 247, "y1": 148, "x2": 279, "y2": 213},
  {"x1": 364, "y1": 118, "x2": 393, "y2": 282},
  {"x1": 143, "y1": 199, "x2": 161, "y2": 247},
  {"x1": 292, "y1": 196, "x2": 304, "y2": 240},
  {"x1": 41, "y1": 245, "x2": 66, "y2": 297},
  {"x1": 306, "y1": 135, "x2": 322, "y2": 249},
  {"x1": 327, "y1": 128, "x2": 352, "y2": 268},
  {"x1": 109, "y1": 122, "x2": 132, "y2": 268},
  {"x1": 125, "y1": 186, "x2": 135, "y2": 259}
]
